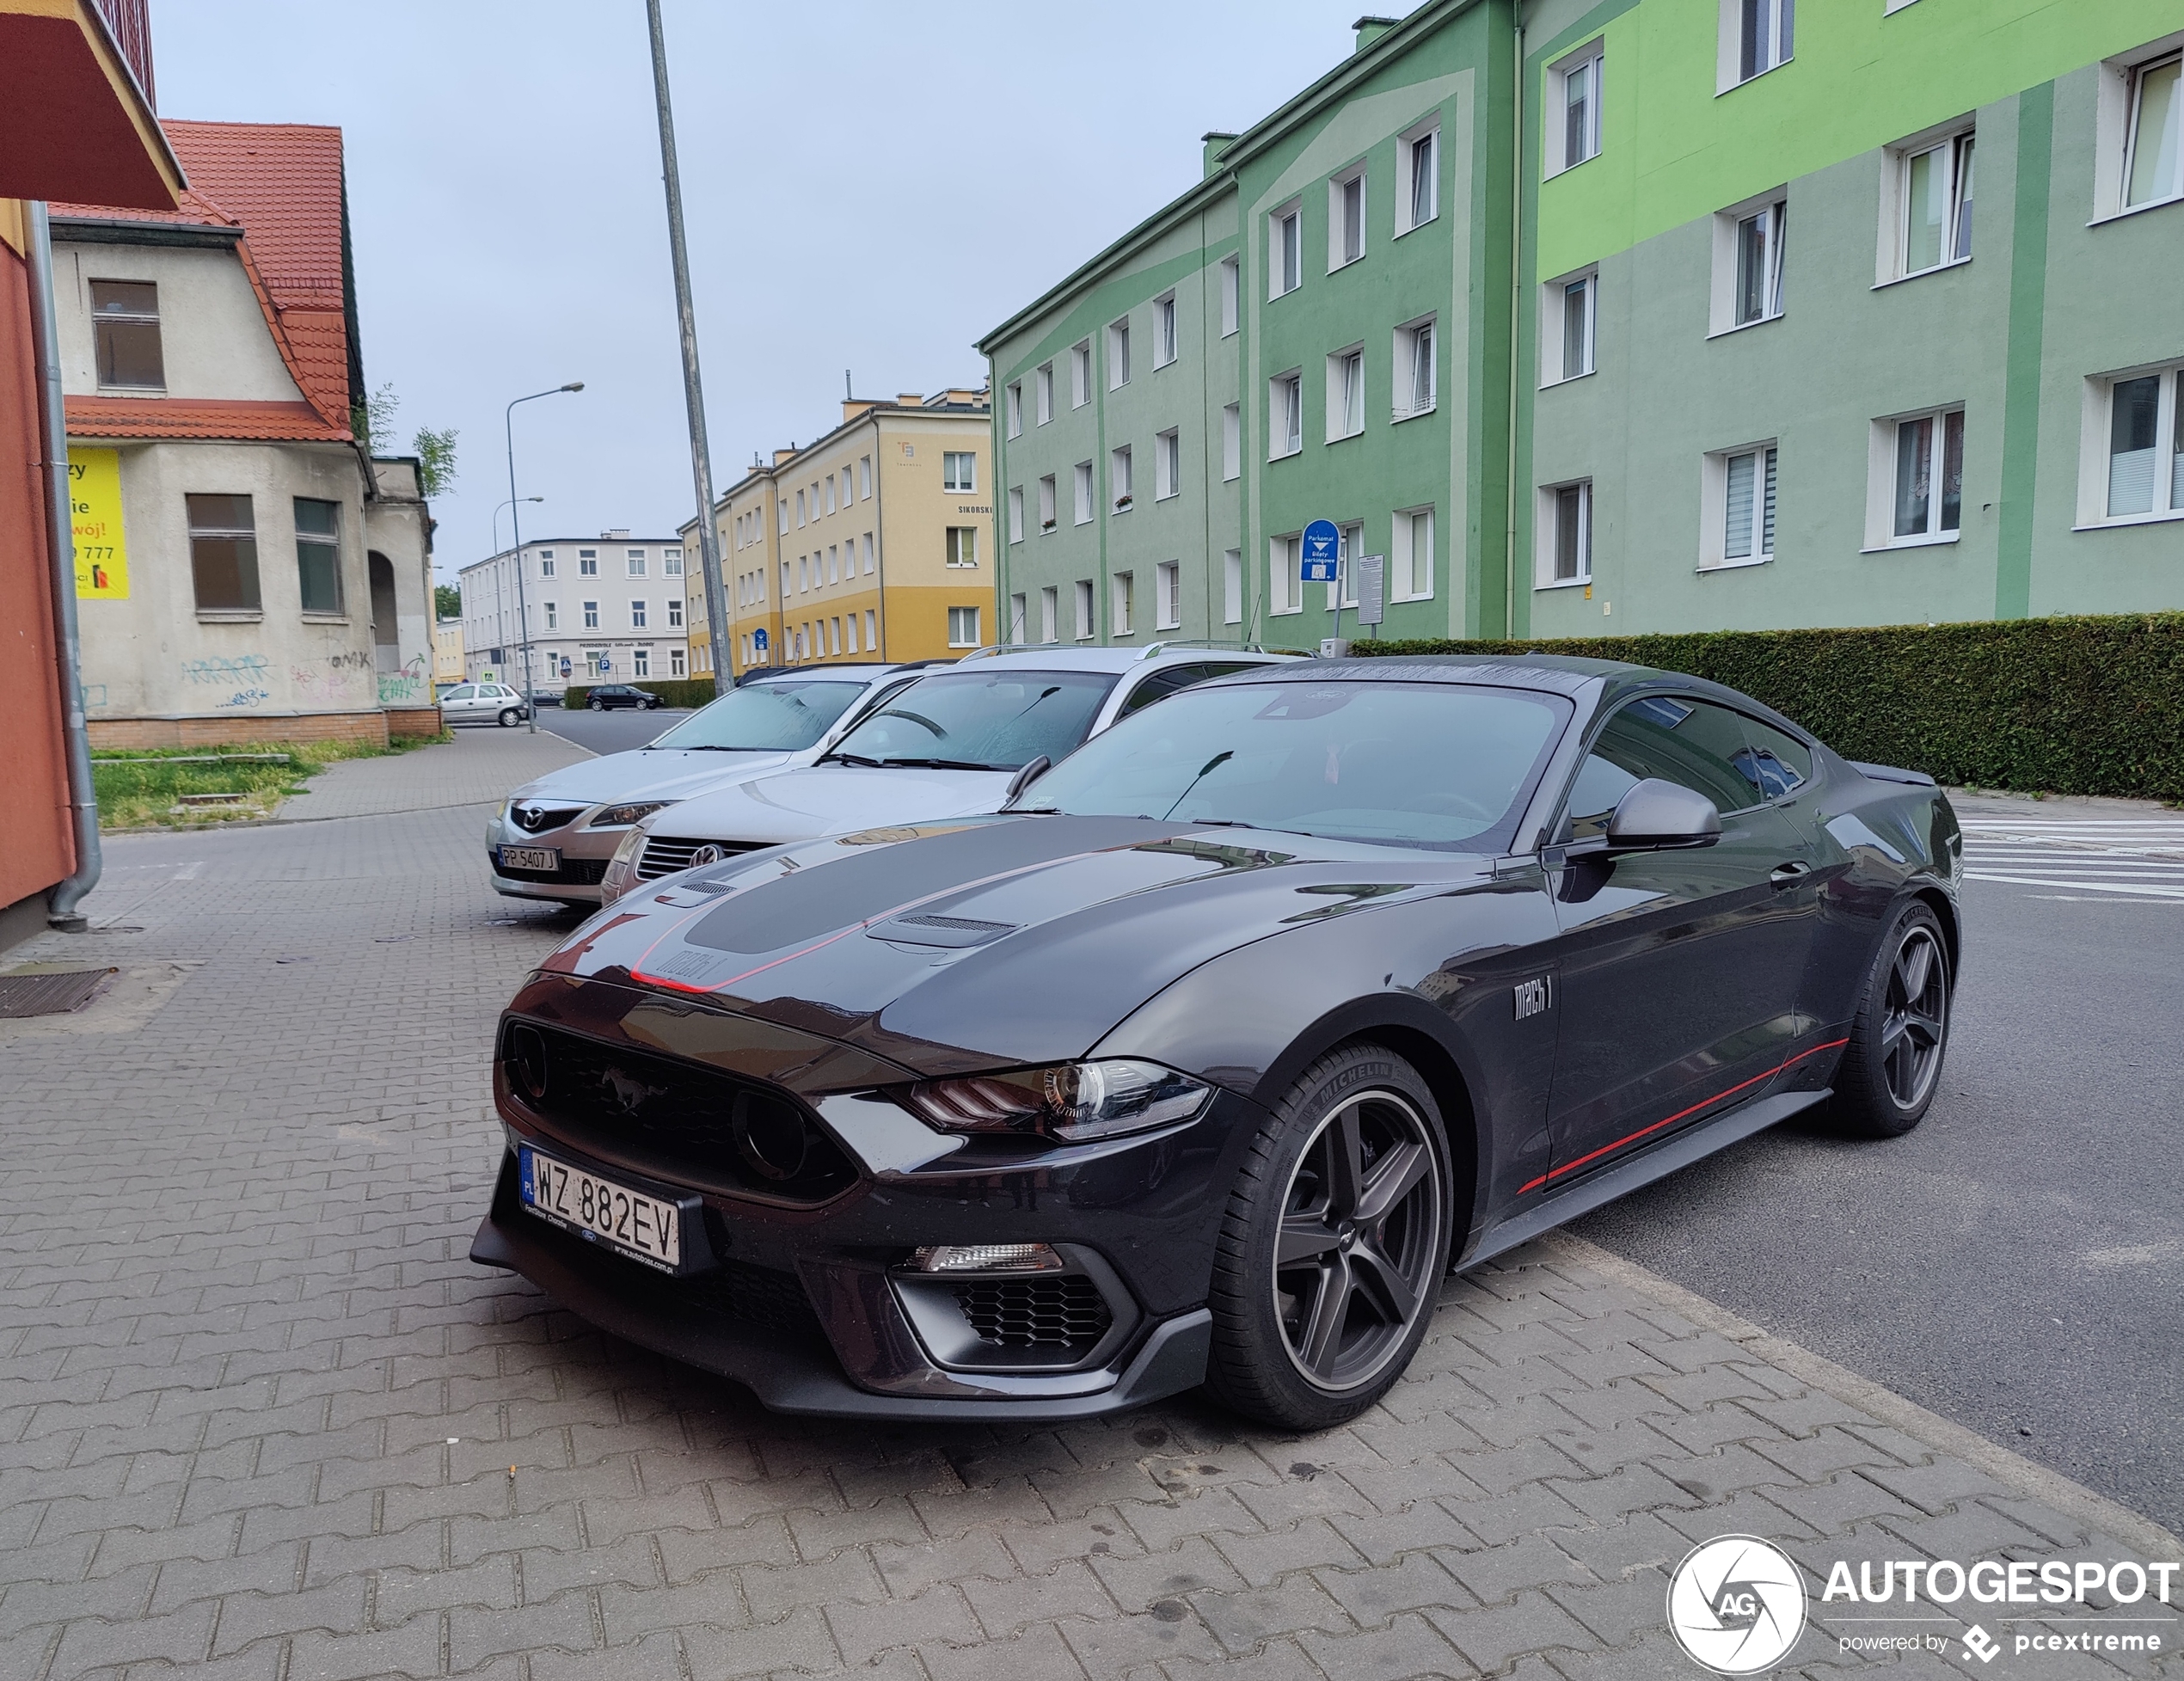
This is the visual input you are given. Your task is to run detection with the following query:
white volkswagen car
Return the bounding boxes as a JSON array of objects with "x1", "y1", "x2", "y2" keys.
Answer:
[
  {"x1": 488, "y1": 665, "x2": 931, "y2": 906},
  {"x1": 598, "y1": 645, "x2": 1297, "y2": 904}
]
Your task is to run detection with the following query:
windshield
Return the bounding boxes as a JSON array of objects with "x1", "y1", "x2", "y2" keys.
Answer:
[
  {"x1": 827, "y1": 669, "x2": 1118, "y2": 771},
  {"x1": 1017, "y1": 679, "x2": 1569, "y2": 850},
  {"x1": 647, "y1": 678, "x2": 868, "y2": 752}
]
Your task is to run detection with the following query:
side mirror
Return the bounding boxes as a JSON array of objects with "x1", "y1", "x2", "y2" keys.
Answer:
[
  {"x1": 1605, "y1": 778, "x2": 1721, "y2": 850},
  {"x1": 1004, "y1": 755, "x2": 1052, "y2": 803}
]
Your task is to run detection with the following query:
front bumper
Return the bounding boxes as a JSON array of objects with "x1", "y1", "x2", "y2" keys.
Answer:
[{"x1": 487, "y1": 808, "x2": 639, "y2": 904}]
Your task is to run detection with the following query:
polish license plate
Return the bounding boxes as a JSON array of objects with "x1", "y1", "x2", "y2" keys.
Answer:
[
  {"x1": 518, "y1": 1144, "x2": 686, "y2": 1271},
  {"x1": 499, "y1": 845, "x2": 559, "y2": 872}
]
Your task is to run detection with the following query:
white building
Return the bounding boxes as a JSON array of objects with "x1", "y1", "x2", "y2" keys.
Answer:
[{"x1": 458, "y1": 531, "x2": 690, "y2": 696}]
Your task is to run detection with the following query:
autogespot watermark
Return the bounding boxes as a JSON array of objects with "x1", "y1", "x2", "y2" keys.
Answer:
[{"x1": 1668, "y1": 1537, "x2": 2180, "y2": 1672}]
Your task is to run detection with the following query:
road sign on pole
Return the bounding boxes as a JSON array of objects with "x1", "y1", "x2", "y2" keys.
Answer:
[
  {"x1": 1301, "y1": 519, "x2": 1340, "y2": 582},
  {"x1": 1356, "y1": 554, "x2": 1385, "y2": 628}
]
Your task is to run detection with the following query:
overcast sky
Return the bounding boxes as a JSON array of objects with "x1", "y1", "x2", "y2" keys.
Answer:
[{"x1": 151, "y1": 1, "x2": 1365, "y2": 583}]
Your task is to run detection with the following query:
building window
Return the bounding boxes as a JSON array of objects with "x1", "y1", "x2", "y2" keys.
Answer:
[
  {"x1": 1329, "y1": 167, "x2": 1366, "y2": 270},
  {"x1": 860, "y1": 456, "x2": 872, "y2": 498},
  {"x1": 1156, "y1": 561, "x2": 1181, "y2": 630},
  {"x1": 667, "y1": 598, "x2": 684, "y2": 628},
  {"x1": 2125, "y1": 52, "x2": 2182, "y2": 210},
  {"x1": 1896, "y1": 130, "x2": 1974, "y2": 276},
  {"x1": 1328, "y1": 347, "x2": 1365, "y2": 440},
  {"x1": 1035, "y1": 362, "x2": 1054, "y2": 424},
  {"x1": 1154, "y1": 293, "x2": 1177, "y2": 367},
  {"x1": 1006, "y1": 381, "x2": 1023, "y2": 437},
  {"x1": 1111, "y1": 571, "x2": 1134, "y2": 636},
  {"x1": 664, "y1": 548, "x2": 683, "y2": 575},
  {"x1": 1222, "y1": 403, "x2": 1241, "y2": 481},
  {"x1": 627, "y1": 550, "x2": 646, "y2": 576},
  {"x1": 1223, "y1": 549, "x2": 1243, "y2": 624},
  {"x1": 1108, "y1": 317, "x2": 1132, "y2": 390},
  {"x1": 89, "y1": 279, "x2": 163, "y2": 389},
  {"x1": 1706, "y1": 443, "x2": 1779, "y2": 567},
  {"x1": 587, "y1": 649, "x2": 608, "y2": 677},
  {"x1": 1393, "y1": 506, "x2": 1435, "y2": 600},
  {"x1": 863, "y1": 608, "x2": 877, "y2": 648},
  {"x1": 1271, "y1": 201, "x2": 1302, "y2": 298},
  {"x1": 1547, "y1": 273, "x2": 1595, "y2": 382},
  {"x1": 1329, "y1": 522, "x2": 1362, "y2": 610},
  {"x1": 2101, "y1": 367, "x2": 2183, "y2": 520},
  {"x1": 1219, "y1": 257, "x2": 1240, "y2": 336},
  {"x1": 630, "y1": 598, "x2": 648, "y2": 628},
  {"x1": 633, "y1": 647, "x2": 650, "y2": 677},
  {"x1": 293, "y1": 497, "x2": 341, "y2": 614},
  {"x1": 778, "y1": 500, "x2": 789, "y2": 535},
  {"x1": 582, "y1": 600, "x2": 600, "y2": 629},
  {"x1": 672, "y1": 647, "x2": 685, "y2": 677},
  {"x1": 1271, "y1": 371, "x2": 1303, "y2": 457},
  {"x1": 862, "y1": 532, "x2": 874, "y2": 573},
  {"x1": 1539, "y1": 481, "x2": 1592, "y2": 585},
  {"x1": 1396, "y1": 317, "x2": 1436, "y2": 417},
  {"x1": 1074, "y1": 578, "x2": 1095, "y2": 640},
  {"x1": 1071, "y1": 340, "x2": 1092, "y2": 406},
  {"x1": 1007, "y1": 592, "x2": 1026, "y2": 642},
  {"x1": 1156, "y1": 429, "x2": 1180, "y2": 500},
  {"x1": 186, "y1": 494, "x2": 259, "y2": 613},
  {"x1": 539, "y1": 551, "x2": 555, "y2": 577},
  {"x1": 946, "y1": 526, "x2": 979, "y2": 567},
  {"x1": 1040, "y1": 585, "x2": 1058, "y2": 643},
  {"x1": 831, "y1": 617, "x2": 843, "y2": 655},
  {"x1": 795, "y1": 489, "x2": 807, "y2": 526},
  {"x1": 1008, "y1": 485, "x2": 1024, "y2": 543},
  {"x1": 1550, "y1": 44, "x2": 1604, "y2": 175},
  {"x1": 1074, "y1": 461, "x2": 1095, "y2": 524},
  {"x1": 943, "y1": 451, "x2": 977, "y2": 493},
  {"x1": 1110, "y1": 445, "x2": 1133, "y2": 511},
  {"x1": 1715, "y1": 197, "x2": 1788, "y2": 329},
  {"x1": 1885, "y1": 408, "x2": 1965, "y2": 543},
  {"x1": 1729, "y1": 0, "x2": 1794, "y2": 87},
  {"x1": 544, "y1": 601, "x2": 558, "y2": 629},
  {"x1": 1400, "y1": 124, "x2": 1439, "y2": 232},
  {"x1": 1040, "y1": 474, "x2": 1058, "y2": 531},
  {"x1": 580, "y1": 549, "x2": 600, "y2": 575},
  {"x1": 1268, "y1": 534, "x2": 1301, "y2": 615}
]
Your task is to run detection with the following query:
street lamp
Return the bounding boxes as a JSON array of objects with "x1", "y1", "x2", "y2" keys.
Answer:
[
  {"x1": 485, "y1": 496, "x2": 543, "y2": 686},
  {"x1": 506, "y1": 383, "x2": 584, "y2": 732}
]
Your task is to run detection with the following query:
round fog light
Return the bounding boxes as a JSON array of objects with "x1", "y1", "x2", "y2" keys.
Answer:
[
  {"x1": 506, "y1": 1023, "x2": 548, "y2": 1101},
  {"x1": 733, "y1": 1092, "x2": 811, "y2": 1182}
]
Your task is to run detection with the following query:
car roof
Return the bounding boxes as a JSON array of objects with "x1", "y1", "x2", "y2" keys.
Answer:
[{"x1": 942, "y1": 645, "x2": 1298, "y2": 676}]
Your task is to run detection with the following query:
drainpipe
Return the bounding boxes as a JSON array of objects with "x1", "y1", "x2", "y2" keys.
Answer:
[
  {"x1": 27, "y1": 202, "x2": 101, "y2": 931},
  {"x1": 1504, "y1": 1, "x2": 1525, "y2": 643}
]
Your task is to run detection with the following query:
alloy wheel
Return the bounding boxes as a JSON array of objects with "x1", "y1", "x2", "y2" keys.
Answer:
[
  {"x1": 1273, "y1": 1089, "x2": 1445, "y2": 1392},
  {"x1": 1880, "y1": 926, "x2": 1947, "y2": 1110}
]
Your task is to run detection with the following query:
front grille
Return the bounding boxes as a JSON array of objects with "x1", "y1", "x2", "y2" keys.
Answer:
[
  {"x1": 954, "y1": 1276, "x2": 1113, "y2": 1351},
  {"x1": 501, "y1": 1021, "x2": 857, "y2": 1205},
  {"x1": 638, "y1": 836, "x2": 766, "y2": 880},
  {"x1": 512, "y1": 804, "x2": 584, "y2": 834},
  {"x1": 492, "y1": 851, "x2": 609, "y2": 886}
]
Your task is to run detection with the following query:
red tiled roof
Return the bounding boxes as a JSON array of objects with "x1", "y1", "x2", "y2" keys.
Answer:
[
  {"x1": 64, "y1": 396, "x2": 351, "y2": 444},
  {"x1": 52, "y1": 120, "x2": 356, "y2": 440}
]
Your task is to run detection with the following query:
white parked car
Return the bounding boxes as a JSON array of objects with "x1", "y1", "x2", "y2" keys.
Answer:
[
  {"x1": 441, "y1": 682, "x2": 531, "y2": 727},
  {"x1": 488, "y1": 665, "x2": 930, "y2": 906},
  {"x1": 599, "y1": 646, "x2": 1298, "y2": 905}
]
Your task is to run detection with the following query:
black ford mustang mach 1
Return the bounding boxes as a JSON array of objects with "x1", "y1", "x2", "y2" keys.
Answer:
[{"x1": 472, "y1": 656, "x2": 1961, "y2": 1428}]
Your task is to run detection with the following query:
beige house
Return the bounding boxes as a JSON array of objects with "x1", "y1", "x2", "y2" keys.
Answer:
[
  {"x1": 433, "y1": 616, "x2": 463, "y2": 684},
  {"x1": 682, "y1": 389, "x2": 993, "y2": 676}
]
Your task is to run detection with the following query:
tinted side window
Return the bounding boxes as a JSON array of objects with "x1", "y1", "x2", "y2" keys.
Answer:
[
  {"x1": 1117, "y1": 666, "x2": 1204, "y2": 717},
  {"x1": 1563, "y1": 696, "x2": 1762, "y2": 837},
  {"x1": 1734, "y1": 716, "x2": 1812, "y2": 799}
]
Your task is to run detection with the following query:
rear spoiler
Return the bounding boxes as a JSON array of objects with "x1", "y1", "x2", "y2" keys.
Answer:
[{"x1": 1849, "y1": 761, "x2": 1936, "y2": 788}]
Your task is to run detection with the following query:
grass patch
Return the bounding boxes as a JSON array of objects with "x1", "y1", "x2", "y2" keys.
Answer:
[{"x1": 92, "y1": 733, "x2": 448, "y2": 829}]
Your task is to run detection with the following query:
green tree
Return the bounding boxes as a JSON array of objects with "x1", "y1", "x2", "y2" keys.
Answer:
[
  {"x1": 434, "y1": 583, "x2": 461, "y2": 620},
  {"x1": 353, "y1": 382, "x2": 458, "y2": 497}
]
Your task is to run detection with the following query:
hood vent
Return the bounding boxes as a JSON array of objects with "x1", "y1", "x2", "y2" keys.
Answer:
[{"x1": 867, "y1": 912, "x2": 1018, "y2": 949}]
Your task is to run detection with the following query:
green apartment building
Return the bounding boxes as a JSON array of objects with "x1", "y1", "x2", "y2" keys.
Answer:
[{"x1": 981, "y1": 0, "x2": 2183, "y2": 647}]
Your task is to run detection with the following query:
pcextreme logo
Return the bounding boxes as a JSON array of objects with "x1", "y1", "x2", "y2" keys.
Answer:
[{"x1": 1667, "y1": 1536, "x2": 1807, "y2": 1674}]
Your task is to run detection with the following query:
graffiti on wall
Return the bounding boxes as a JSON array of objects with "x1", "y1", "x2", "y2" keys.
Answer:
[{"x1": 181, "y1": 654, "x2": 272, "y2": 686}]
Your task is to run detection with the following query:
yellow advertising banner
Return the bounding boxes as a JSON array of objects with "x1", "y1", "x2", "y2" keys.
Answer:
[{"x1": 69, "y1": 447, "x2": 130, "y2": 598}]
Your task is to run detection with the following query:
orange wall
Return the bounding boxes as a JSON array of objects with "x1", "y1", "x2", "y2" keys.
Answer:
[{"x1": 0, "y1": 236, "x2": 77, "y2": 911}]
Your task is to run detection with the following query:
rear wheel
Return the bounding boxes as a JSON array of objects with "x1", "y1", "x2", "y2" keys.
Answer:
[
  {"x1": 1831, "y1": 901, "x2": 1952, "y2": 1138},
  {"x1": 589, "y1": 697, "x2": 604, "y2": 710},
  {"x1": 1204, "y1": 1045, "x2": 1451, "y2": 1429},
  {"x1": 497, "y1": 708, "x2": 519, "y2": 727}
]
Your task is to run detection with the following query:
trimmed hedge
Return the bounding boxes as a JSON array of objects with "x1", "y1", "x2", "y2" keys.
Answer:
[
  {"x1": 560, "y1": 678, "x2": 722, "y2": 711},
  {"x1": 1354, "y1": 614, "x2": 2184, "y2": 801}
]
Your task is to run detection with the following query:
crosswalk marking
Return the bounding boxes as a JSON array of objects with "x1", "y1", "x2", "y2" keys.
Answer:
[{"x1": 1957, "y1": 813, "x2": 2184, "y2": 902}]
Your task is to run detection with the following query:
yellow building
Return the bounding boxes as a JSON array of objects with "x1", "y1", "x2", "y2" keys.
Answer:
[
  {"x1": 432, "y1": 617, "x2": 463, "y2": 684},
  {"x1": 681, "y1": 389, "x2": 992, "y2": 676}
]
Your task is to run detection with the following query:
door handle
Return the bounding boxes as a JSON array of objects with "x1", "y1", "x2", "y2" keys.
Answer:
[{"x1": 1770, "y1": 861, "x2": 1813, "y2": 888}]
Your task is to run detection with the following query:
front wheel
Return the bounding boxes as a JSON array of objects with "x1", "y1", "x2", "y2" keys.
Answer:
[
  {"x1": 589, "y1": 698, "x2": 604, "y2": 711},
  {"x1": 1204, "y1": 1045, "x2": 1451, "y2": 1430},
  {"x1": 1831, "y1": 901, "x2": 1952, "y2": 1138}
]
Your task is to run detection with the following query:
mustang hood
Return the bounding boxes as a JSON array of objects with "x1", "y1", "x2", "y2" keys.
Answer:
[
  {"x1": 646, "y1": 763, "x2": 1016, "y2": 849},
  {"x1": 510, "y1": 747, "x2": 802, "y2": 809},
  {"x1": 537, "y1": 815, "x2": 1491, "y2": 1079}
]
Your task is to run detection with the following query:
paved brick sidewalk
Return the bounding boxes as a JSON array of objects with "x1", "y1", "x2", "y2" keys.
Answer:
[
  {"x1": 273, "y1": 727, "x2": 589, "y2": 823},
  {"x1": 1, "y1": 778, "x2": 2174, "y2": 1680}
]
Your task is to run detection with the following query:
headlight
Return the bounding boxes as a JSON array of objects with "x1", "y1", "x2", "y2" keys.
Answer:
[
  {"x1": 903, "y1": 1059, "x2": 1209, "y2": 1144},
  {"x1": 600, "y1": 825, "x2": 650, "y2": 905},
  {"x1": 590, "y1": 800, "x2": 673, "y2": 828}
]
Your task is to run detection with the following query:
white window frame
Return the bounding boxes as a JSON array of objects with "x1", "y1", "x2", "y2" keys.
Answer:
[
  {"x1": 1036, "y1": 362, "x2": 1054, "y2": 424},
  {"x1": 1107, "y1": 317, "x2": 1131, "y2": 390},
  {"x1": 1223, "y1": 548, "x2": 1243, "y2": 624},
  {"x1": 1156, "y1": 561, "x2": 1181, "y2": 631},
  {"x1": 1394, "y1": 316, "x2": 1437, "y2": 420},
  {"x1": 1074, "y1": 578, "x2": 1095, "y2": 641},
  {"x1": 1548, "y1": 42, "x2": 1604, "y2": 177},
  {"x1": 632, "y1": 647, "x2": 650, "y2": 678},
  {"x1": 1398, "y1": 120, "x2": 1439, "y2": 234},
  {"x1": 948, "y1": 605, "x2": 980, "y2": 649},
  {"x1": 664, "y1": 548, "x2": 682, "y2": 576},
  {"x1": 1153, "y1": 292, "x2": 1178, "y2": 368},
  {"x1": 1864, "y1": 405, "x2": 1966, "y2": 550},
  {"x1": 1327, "y1": 346, "x2": 1365, "y2": 442},
  {"x1": 2095, "y1": 41, "x2": 2184, "y2": 222},
  {"x1": 942, "y1": 451, "x2": 977, "y2": 494},
  {"x1": 1074, "y1": 461, "x2": 1095, "y2": 525},
  {"x1": 1328, "y1": 522, "x2": 1362, "y2": 610},
  {"x1": 1536, "y1": 480, "x2": 1593, "y2": 587},
  {"x1": 862, "y1": 532, "x2": 874, "y2": 574},
  {"x1": 1542, "y1": 268, "x2": 1597, "y2": 384},
  {"x1": 945, "y1": 526, "x2": 979, "y2": 568},
  {"x1": 2077, "y1": 362, "x2": 2184, "y2": 528},
  {"x1": 1881, "y1": 126, "x2": 1975, "y2": 283},
  {"x1": 1008, "y1": 592, "x2": 1027, "y2": 643},
  {"x1": 1268, "y1": 534, "x2": 1302, "y2": 615},
  {"x1": 671, "y1": 647, "x2": 685, "y2": 677},
  {"x1": 1222, "y1": 402, "x2": 1242, "y2": 481},
  {"x1": 1008, "y1": 485, "x2": 1024, "y2": 543},
  {"x1": 1709, "y1": 191, "x2": 1788, "y2": 334},
  {"x1": 543, "y1": 600, "x2": 558, "y2": 629},
  {"x1": 1270, "y1": 370, "x2": 1304, "y2": 458},
  {"x1": 1006, "y1": 381, "x2": 1023, "y2": 437},
  {"x1": 1219, "y1": 256, "x2": 1240, "y2": 336},
  {"x1": 538, "y1": 552, "x2": 555, "y2": 578},
  {"x1": 1718, "y1": 0, "x2": 1794, "y2": 94},
  {"x1": 1328, "y1": 165, "x2": 1367, "y2": 272},
  {"x1": 1040, "y1": 473, "x2": 1058, "y2": 532},
  {"x1": 1391, "y1": 506, "x2": 1435, "y2": 601},
  {"x1": 1270, "y1": 200, "x2": 1303, "y2": 298},
  {"x1": 1701, "y1": 440, "x2": 1779, "y2": 570},
  {"x1": 1071, "y1": 341, "x2": 1092, "y2": 408},
  {"x1": 582, "y1": 599, "x2": 600, "y2": 629},
  {"x1": 1155, "y1": 428, "x2": 1180, "y2": 500},
  {"x1": 860, "y1": 456, "x2": 872, "y2": 499},
  {"x1": 1110, "y1": 444, "x2": 1133, "y2": 512},
  {"x1": 1038, "y1": 585, "x2": 1058, "y2": 643},
  {"x1": 1111, "y1": 571, "x2": 1134, "y2": 637},
  {"x1": 667, "y1": 598, "x2": 684, "y2": 628}
]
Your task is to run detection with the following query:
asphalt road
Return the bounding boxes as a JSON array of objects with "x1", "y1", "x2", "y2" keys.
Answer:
[
  {"x1": 535, "y1": 702, "x2": 696, "y2": 757},
  {"x1": 1574, "y1": 797, "x2": 2184, "y2": 1534}
]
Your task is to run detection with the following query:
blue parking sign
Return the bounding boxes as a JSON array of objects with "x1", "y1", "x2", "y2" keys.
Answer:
[
  {"x1": 754, "y1": 627, "x2": 770, "y2": 652},
  {"x1": 1301, "y1": 518, "x2": 1340, "y2": 582}
]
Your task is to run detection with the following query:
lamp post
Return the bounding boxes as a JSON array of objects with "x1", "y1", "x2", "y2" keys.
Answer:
[
  {"x1": 506, "y1": 383, "x2": 583, "y2": 732},
  {"x1": 488, "y1": 496, "x2": 543, "y2": 686}
]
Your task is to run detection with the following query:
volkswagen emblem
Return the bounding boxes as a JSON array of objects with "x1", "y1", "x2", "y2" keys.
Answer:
[
  {"x1": 1666, "y1": 1536, "x2": 1807, "y2": 1674},
  {"x1": 689, "y1": 844, "x2": 724, "y2": 867}
]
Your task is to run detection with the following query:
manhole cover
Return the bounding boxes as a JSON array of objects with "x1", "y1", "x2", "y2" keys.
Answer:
[{"x1": 0, "y1": 968, "x2": 117, "y2": 1019}]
